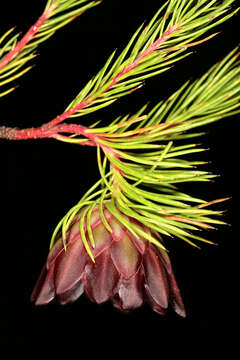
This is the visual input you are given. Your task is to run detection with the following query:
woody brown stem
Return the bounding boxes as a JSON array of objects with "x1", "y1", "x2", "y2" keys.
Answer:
[{"x1": 0, "y1": 123, "x2": 87, "y2": 140}]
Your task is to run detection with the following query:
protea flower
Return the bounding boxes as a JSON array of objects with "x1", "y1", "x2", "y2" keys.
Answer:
[{"x1": 31, "y1": 205, "x2": 186, "y2": 317}]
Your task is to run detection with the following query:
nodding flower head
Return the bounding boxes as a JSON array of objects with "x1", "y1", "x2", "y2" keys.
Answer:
[{"x1": 31, "y1": 205, "x2": 186, "y2": 317}]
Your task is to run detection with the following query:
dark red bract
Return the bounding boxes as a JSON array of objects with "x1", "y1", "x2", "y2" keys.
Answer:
[{"x1": 31, "y1": 207, "x2": 186, "y2": 316}]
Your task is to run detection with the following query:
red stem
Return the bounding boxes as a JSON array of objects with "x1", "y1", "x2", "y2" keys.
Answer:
[
  {"x1": 41, "y1": 24, "x2": 180, "y2": 131},
  {"x1": 0, "y1": 6, "x2": 53, "y2": 71},
  {"x1": 0, "y1": 24, "x2": 180, "y2": 142},
  {"x1": 108, "y1": 25, "x2": 179, "y2": 88}
]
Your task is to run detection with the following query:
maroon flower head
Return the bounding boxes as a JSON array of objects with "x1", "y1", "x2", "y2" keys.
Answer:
[{"x1": 31, "y1": 206, "x2": 186, "y2": 317}]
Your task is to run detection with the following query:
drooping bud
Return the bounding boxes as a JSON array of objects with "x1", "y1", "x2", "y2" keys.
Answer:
[{"x1": 31, "y1": 205, "x2": 186, "y2": 317}]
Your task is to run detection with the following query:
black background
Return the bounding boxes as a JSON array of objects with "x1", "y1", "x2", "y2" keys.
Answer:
[{"x1": 0, "y1": 0, "x2": 239, "y2": 352}]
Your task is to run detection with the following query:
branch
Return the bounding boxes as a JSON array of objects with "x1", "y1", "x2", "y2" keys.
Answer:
[
  {"x1": 0, "y1": 6, "x2": 52, "y2": 71},
  {"x1": 0, "y1": 0, "x2": 102, "y2": 96},
  {"x1": 44, "y1": 0, "x2": 239, "y2": 124}
]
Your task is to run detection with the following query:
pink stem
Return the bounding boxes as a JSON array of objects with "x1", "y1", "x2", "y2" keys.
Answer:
[
  {"x1": 0, "y1": 24, "x2": 180, "y2": 141},
  {"x1": 0, "y1": 6, "x2": 54, "y2": 71},
  {"x1": 42, "y1": 24, "x2": 180, "y2": 130},
  {"x1": 109, "y1": 25, "x2": 179, "y2": 88}
]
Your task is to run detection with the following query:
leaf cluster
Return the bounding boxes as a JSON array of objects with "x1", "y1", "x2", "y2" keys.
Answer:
[{"x1": 52, "y1": 41, "x2": 240, "y2": 253}]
